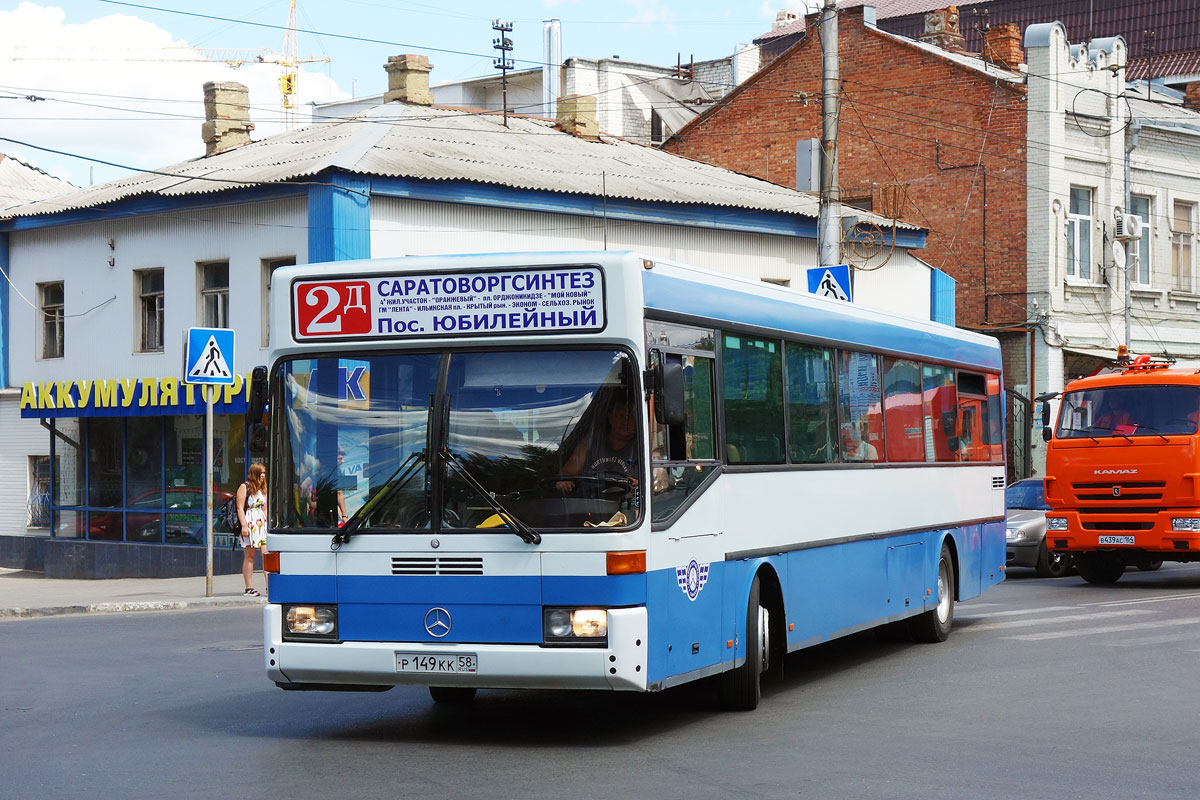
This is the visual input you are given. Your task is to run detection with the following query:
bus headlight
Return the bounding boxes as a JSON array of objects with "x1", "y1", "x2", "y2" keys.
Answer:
[
  {"x1": 285, "y1": 605, "x2": 338, "y2": 640},
  {"x1": 543, "y1": 608, "x2": 608, "y2": 645},
  {"x1": 1172, "y1": 518, "x2": 1200, "y2": 532},
  {"x1": 1046, "y1": 517, "x2": 1069, "y2": 531}
]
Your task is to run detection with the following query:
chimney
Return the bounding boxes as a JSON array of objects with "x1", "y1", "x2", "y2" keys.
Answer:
[
  {"x1": 982, "y1": 23, "x2": 1023, "y2": 70},
  {"x1": 919, "y1": 6, "x2": 966, "y2": 52},
  {"x1": 384, "y1": 54, "x2": 433, "y2": 105},
  {"x1": 556, "y1": 94, "x2": 599, "y2": 140},
  {"x1": 1184, "y1": 82, "x2": 1200, "y2": 112},
  {"x1": 772, "y1": 10, "x2": 799, "y2": 31},
  {"x1": 202, "y1": 81, "x2": 254, "y2": 156}
]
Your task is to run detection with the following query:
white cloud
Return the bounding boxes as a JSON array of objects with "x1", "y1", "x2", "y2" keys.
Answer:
[
  {"x1": 0, "y1": 3, "x2": 348, "y2": 185},
  {"x1": 624, "y1": 0, "x2": 676, "y2": 27}
]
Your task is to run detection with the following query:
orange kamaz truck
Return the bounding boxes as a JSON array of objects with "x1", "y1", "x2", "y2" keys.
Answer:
[{"x1": 1041, "y1": 352, "x2": 1200, "y2": 584}]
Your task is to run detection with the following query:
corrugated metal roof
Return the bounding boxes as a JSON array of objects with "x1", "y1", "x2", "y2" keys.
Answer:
[
  {"x1": 0, "y1": 153, "x2": 75, "y2": 211},
  {"x1": 2, "y1": 102, "x2": 916, "y2": 230}
]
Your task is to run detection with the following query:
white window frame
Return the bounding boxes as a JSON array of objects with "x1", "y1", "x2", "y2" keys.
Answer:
[
  {"x1": 198, "y1": 260, "x2": 230, "y2": 328},
  {"x1": 38, "y1": 281, "x2": 64, "y2": 360},
  {"x1": 261, "y1": 256, "x2": 296, "y2": 347},
  {"x1": 136, "y1": 268, "x2": 165, "y2": 353},
  {"x1": 1128, "y1": 194, "x2": 1152, "y2": 287},
  {"x1": 1066, "y1": 186, "x2": 1093, "y2": 282},
  {"x1": 1171, "y1": 200, "x2": 1194, "y2": 293}
]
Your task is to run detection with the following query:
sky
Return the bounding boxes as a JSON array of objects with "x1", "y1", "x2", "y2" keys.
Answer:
[{"x1": 0, "y1": 0, "x2": 812, "y2": 187}]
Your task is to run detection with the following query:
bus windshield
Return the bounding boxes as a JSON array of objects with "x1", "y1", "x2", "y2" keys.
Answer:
[
  {"x1": 1056, "y1": 384, "x2": 1200, "y2": 439},
  {"x1": 273, "y1": 348, "x2": 642, "y2": 532}
]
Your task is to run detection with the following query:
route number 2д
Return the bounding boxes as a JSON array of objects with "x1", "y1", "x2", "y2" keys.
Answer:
[{"x1": 295, "y1": 280, "x2": 372, "y2": 338}]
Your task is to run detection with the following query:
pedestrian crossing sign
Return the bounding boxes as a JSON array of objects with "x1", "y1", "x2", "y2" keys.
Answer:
[
  {"x1": 184, "y1": 327, "x2": 236, "y2": 386},
  {"x1": 806, "y1": 265, "x2": 853, "y2": 302}
]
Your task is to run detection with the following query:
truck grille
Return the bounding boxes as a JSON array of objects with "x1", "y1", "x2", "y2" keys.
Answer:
[
  {"x1": 391, "y1": 556, "x2": 484, "y2": 576},
  {"x1": 1072, "y1": 481, "x2": 1167, "y2": 533}
]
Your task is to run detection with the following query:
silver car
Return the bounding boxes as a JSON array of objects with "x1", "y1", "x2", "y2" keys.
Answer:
[{"x1": 1005, "y1": 478, "x2": 1072, "y2": 578}]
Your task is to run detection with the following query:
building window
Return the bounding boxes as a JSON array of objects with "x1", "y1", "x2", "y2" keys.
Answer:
[
  {"x1": 1171, "y1": 200, "x2": 1194, "y2": 292},
  {"x1": 199, "y1": 261, "x2": 229, "y2": 328},
  {"x1": 1067, "y1": 186, "x2": 1093, "y2": 281},
  {"x1": 136, "y1": 268, "x2": 165, "y2": 352},
  {"x1": 39, "y1": 281, "x2": 64, "y2": 359},
  {"x1": 1129, "y1": 195, "x2": 1151, "y2": 286},
  {"x1": 262, "y1": 256, "x2": 296, "y2": 347}
]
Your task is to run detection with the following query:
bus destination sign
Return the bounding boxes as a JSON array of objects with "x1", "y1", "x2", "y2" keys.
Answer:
[{"x1": 293, "y1": 266, "x2": 605, "y2": 340}]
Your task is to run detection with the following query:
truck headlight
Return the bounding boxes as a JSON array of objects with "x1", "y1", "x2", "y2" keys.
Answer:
[
  {"x1": 1172, "y1": 518, "x2": 1200, "y2": 532},
  {"x1": 1046, "y1": 517, "x2": 1068, "y2": 531},
  {"x1": 543, "y1": 607, "x2": 608, "y2": 645},
  {"x1": 284, "y1": 605, "x2": 338, "y2": 640}
]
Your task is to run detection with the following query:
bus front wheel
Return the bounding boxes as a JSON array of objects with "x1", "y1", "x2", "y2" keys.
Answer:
[
  {"x1": 429, "y1": 686, "x2": 477, "y2": 704},
  {"x1": 719, "y1": 575, "x2": 766, "y2": 711},
  {"x1": 909, "y1": 544, "x2": 955, "y2": 643}
]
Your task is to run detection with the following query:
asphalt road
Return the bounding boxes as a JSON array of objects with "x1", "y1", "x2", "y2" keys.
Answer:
[{"x1": 4, "y1": 564, "x2": 1200, "y2": 800}]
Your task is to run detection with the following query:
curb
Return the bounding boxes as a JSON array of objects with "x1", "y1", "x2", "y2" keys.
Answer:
[{"x1": 0, "y1": 597, "x2": 266, "y2": 619}]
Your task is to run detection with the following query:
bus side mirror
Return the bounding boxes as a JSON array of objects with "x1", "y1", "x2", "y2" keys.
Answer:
[
  {"x1": 246, "y1": 366, "x2": 269, "y2": 455},
  {"x1": 1042, "y1": 428, "x2": 1053, "y2": 443},
  {"x1": 658, "y1": 362, "x2": 687, "y2": 427}
]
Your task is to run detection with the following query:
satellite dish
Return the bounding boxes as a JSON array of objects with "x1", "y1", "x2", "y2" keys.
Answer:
[{"x1": 1111, "y1": 240, "x2": 1127, "y2": 270}]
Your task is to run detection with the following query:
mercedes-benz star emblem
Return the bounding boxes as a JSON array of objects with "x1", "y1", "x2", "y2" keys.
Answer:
[{"x1": 424, "y1": 607, "x2": 452, "y2": 638}]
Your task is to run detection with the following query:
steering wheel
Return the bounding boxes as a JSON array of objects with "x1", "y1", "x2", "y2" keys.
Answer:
[{"x1": 543, "y1": 474, "x2": 634, "y2": 498}]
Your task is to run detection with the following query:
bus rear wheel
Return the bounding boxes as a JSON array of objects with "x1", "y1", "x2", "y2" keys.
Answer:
[
  {"x1": 429, "y1": 686, "x2": 477, "y2": 704},
  {"x1": 909, "y1": 544, "x2": 955, "y2": 643},
  {"x1": 718, "y1": 575, "x2": 766, "y2": 711},
  {"x1": 1075, "y1": 552, "x2": 1126, "y2": 584}
]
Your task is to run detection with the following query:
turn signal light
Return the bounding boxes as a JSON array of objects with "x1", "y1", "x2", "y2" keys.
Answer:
[
  {"x1": 606, "y1": 550, "x2": 646, "y2": 575},
  {"x1": 263, "y1": 551, "x2": 280, "y2": 573}
]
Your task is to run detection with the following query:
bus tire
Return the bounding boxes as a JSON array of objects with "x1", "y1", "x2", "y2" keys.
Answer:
[
  {"x1": 719, "y1": 575, "x2": 765, "y2": 711},
  {"x1": 908, "y1": 544, "x2": 955, "y2": 643},
  {"x1": 1075, "y1": 552, "x2": 1125, "y2": 584},
  {"x1": 429, "y1": 686, "x2": 477, "y2": 704}
]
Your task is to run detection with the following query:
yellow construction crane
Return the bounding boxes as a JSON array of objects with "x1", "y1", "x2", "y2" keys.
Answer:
[{"x1": 5, "y1": 1, "x2": 327, "y2": 128}]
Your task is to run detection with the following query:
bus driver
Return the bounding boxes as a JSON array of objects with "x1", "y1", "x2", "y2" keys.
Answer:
[{"x1": 556, "y1": 394, "x2": 640, "y2": 495}]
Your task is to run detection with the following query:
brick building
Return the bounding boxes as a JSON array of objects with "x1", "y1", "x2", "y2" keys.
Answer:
[{"x1": 666, "y1": 6, "x2": 1034, "y2": 471}]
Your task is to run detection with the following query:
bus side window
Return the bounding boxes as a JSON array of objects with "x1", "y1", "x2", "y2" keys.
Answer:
[{"x1": 649, "y1": 351, "x2": 718, "y2": 522}]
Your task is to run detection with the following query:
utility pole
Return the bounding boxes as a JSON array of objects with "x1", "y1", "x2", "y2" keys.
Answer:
[
  {"x1": 493, "y1": 20, "x2": 514, "y2": 127},
  {"x1": 818, "y1": 0, "x2": 842, "y2": 267}
]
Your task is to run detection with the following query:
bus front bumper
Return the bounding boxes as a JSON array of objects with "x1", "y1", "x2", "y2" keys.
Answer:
[{"x1": 264, "y1": 604, "x2": 649, "y2": 692}]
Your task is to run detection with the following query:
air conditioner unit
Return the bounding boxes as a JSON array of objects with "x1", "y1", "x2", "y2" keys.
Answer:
[{"x1": 1114, "y1": 213, "x2": 1143, "y2": 241}]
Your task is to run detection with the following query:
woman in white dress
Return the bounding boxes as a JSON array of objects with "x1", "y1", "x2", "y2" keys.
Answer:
[{"x1": 237, "y1": 462, "x2": 269, "y2": 596}]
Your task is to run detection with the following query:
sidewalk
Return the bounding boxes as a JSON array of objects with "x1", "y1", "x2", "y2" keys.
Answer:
[{"x1": 0, "y1": 568, "x2": 267, "y2": 618}]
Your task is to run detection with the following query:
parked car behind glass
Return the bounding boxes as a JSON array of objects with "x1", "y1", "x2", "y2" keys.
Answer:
[{"x1": 1006, "y1": 478, "x2": 1072, "y2": 578}]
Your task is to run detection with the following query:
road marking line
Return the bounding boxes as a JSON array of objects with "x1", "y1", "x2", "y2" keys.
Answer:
[
  {"x1": 958, "y1": 605, "x2": 1076, "y2": 621},
  {"x1": 961, "y1": 609, "x2": 1150, "y2": 633},
  {"x1": 1007, "y1": 618, "x2": 1200, "y2": 641},
  {"x1": 1086, "y1": 591, "x2": 1200, "y2": 608},
  {"x1": 1098, "y1": 631, "x2": 1200, "y2": 647}
]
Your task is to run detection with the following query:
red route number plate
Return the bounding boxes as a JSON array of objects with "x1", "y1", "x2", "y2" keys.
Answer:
[{"x1": 295, "y1": 280, "x2": 372, "y2": 338}]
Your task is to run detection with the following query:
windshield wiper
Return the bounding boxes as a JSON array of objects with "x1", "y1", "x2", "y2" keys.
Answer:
[
  {"x1": 439, "y1": 448, "x2": 541, "y2": 545},
  {"x1": 334, "y1": 450, "x2": 426, "y2": 546}
]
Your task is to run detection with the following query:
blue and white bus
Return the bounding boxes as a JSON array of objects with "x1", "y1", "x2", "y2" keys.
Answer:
[{"x1": 259, "y1": 251, "x2": 1006, "y2": 709}]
